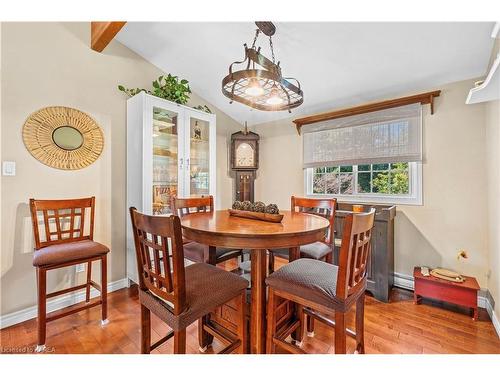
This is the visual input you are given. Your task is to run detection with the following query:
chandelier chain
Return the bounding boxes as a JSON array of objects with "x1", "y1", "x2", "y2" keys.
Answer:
[
  {"x1": 269, "y1": 36, "x2": 276, "y2": 64},
  {"x1": 251, "y1": 28, "x2": 276, "y2": 64},
  {"x1": 251, "y1": 29, "x2": 260, "y2": 49}
]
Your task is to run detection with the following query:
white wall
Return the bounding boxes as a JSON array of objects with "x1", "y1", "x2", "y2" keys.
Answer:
[
  {"x1": 485, "y1": 36, "x2": 500, "y2": 321},
  {"x1": 253, "y1": 79, "x2": 490, "y2": 286},
  {"x1": 0, "y1": 22, "x2": 241, "y2": 316},
  {"x1": 486, "y1": 97, "x2": 499, "y2": 318}
]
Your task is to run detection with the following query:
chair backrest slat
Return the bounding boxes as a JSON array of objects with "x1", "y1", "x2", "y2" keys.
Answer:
[
  {"x1": 53, "y1": 208, "x2": 62, "y2": 240},
  {"x1": 29, "y1": 197, "x2": 95, "y2": 250},
  {"x1": 42, "y1": 210, "x2": 51, "y2": 244},
  {"x1": 291, "y1": 196, "x2": 336, "y2": 245},
  {"x1": 336, "y1": 209, "x2": 376, "y2": 299},
  {"x1": 69, "y1": 208, "x2": 75, "y2": 238},
  {"x1": 129, "y1": 207, "x2": 186, "y2": 315},
  {"x1": 80, "y1": 205, "x2": 86, "y2": 240},
  {"x1": 172, "y1": 195, "x2": 214, "y2": 217},
  {"x1": 152, "y1": 234, "x2": 163, "y2": 289}
]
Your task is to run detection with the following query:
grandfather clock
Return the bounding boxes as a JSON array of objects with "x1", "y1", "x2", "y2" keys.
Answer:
[{"x1": 230, "y1": 124, "x2": 259, "y2": 202}]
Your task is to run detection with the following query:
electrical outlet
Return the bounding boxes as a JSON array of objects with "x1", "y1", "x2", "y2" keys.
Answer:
[{"x1": 75, "y1": 264, "x2": 85, "y2": 273}]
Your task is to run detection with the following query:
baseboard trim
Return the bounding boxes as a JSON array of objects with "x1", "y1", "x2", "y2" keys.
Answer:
[
  {"x1": 0, "y1": 278, "x2": 128, "y2": 329},
  {"x1": 484, "y1": 296, "x2": 500, "y2": 338},
  {"x1": 393, "y1": 272, "x2": 499, "y2": 338},
  {"x1": 393, "y1": 272, "x2": 414, "y2": 291}
]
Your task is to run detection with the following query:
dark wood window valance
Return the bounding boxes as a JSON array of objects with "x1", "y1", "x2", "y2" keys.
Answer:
[{"x1": 293, "y1": 90, "x2": 441, "y2": 134}]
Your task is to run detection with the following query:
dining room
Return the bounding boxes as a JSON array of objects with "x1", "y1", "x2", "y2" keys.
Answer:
[{"x1": 1, "y1": 1, "x2": 500, "y2": 371}]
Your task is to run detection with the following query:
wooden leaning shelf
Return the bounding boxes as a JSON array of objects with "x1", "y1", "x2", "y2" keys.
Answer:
[{"x1": 228, "y1": 209, "x2": 284, "y2": 223}]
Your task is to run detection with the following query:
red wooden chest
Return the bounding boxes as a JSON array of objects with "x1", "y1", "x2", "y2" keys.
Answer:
[{"x1": 413, "y1": 267, "x2": 480, "y2": 320}]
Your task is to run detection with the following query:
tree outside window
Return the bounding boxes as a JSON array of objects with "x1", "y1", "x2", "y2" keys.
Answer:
[{"x1": 311, "y1": 162, "x2": 410, "y2": 196}]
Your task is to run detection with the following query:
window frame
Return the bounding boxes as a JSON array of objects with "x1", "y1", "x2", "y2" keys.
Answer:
[{"x1": 305, "y1": 161, "x2": 422, "y2": 205}]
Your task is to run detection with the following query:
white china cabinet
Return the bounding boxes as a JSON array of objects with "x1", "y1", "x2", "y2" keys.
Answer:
[{"x1": 126, "y1": 92, "x2": 216, "y2": 283}]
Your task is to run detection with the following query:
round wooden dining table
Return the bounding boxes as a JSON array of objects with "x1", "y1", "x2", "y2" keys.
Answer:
[{"x1": 180, "y1": 209, "x2": 330, "y2": 354}]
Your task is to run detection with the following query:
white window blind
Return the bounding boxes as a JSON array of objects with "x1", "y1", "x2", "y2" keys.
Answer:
[{"x1": 302, "y1": 103, "x2": 422, "y2": 168}]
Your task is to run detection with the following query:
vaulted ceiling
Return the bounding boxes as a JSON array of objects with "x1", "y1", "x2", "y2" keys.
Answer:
[{"x1": 116, "y1": 22, "x2": 495, "y2": 125}]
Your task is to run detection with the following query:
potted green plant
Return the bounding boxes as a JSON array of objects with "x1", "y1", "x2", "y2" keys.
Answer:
[{"x1": 118, "y1": 74, "x2": 192, "y2": 105}]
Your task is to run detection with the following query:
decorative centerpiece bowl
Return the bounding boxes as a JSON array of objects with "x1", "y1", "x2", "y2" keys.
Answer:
[{"x1": 229, "y1": 201, "x2": 283, "y2": 223}]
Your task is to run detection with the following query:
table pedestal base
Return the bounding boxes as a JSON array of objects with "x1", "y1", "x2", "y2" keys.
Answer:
[{"x1": 250, "y1": 249, "x2": 267, "y2": 354}]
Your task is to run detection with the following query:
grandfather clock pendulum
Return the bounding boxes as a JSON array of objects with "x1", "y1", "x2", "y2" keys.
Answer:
[{"x1": 230, "y1": 122, "x2": 260, "y2": 202}]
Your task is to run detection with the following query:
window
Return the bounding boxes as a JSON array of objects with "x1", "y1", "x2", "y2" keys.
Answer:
[
  {"x1": 306, "y1": 162, "x2": 421, "y2": 204},
  {"x1": 303, "y1": 103, "x2": 422, "y2": 205}
]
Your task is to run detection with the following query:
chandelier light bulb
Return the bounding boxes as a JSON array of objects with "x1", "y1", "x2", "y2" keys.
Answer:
[
  {"x1": 244, "y1": 78, "x2": 264, "y2": 97},
  {"x1": 266, "y1": 87, "x2": 284, "y2": 105}
]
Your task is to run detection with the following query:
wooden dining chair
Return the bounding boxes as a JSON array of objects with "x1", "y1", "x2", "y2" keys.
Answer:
[
  {"x1": 268, "y1": 197, "x2": 337, "y2": 337},
  {"x1": 268, "y1": 196, "x2": 337, "y2": 273},
  {"x1": 172, "y1": 196, "x2": 243, "y2": 265},
  {"x1": 129, "y1": 207, "x2": 248, "y2": 354},
  {"x1": 265, "y1": 209, "x2": 375, "y2": 354},
  {"x1": 29, "y1": 197, "x2": 109, "y2": 353}
]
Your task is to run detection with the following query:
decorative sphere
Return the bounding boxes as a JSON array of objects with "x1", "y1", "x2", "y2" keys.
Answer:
[
  {"x1": 265, "y1": 203, "x2": 279, "y2": 214},
  {"x1": 232, "y1": 201, "x2": 243, "y2": 210},
  {"x1": 254, "y1": 201, "x2": 266, "y2": 213},
  {"x1": 241, "y1": 200, "x2": 253, "y2": 211}
]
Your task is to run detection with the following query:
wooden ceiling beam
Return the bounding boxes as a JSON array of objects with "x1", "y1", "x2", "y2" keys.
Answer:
[
  {"x1": 91, "y1": 22, "x2": 126, "y2": 52},
  {"x1": 293, "y1": 90, "x2": 441, "y2": 134}
]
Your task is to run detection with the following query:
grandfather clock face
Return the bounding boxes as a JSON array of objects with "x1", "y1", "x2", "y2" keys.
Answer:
[
  {"x1": 235, "y1": 142, "x2": 255, "y2": 168},
  {"x1": 231, "y1": 130, "x2": 259, "y2": 202},
  {"x1": 231, "y1": 133, "x2": 259, "y2": 170}
]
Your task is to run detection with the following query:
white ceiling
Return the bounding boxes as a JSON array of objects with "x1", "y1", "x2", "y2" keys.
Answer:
[{"x1": 116, "y1": 22, "x2": 495, "y2": 125}]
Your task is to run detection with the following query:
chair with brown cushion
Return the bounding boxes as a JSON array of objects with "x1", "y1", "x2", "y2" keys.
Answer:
[
  {"x1": 268, "y1": 197, "x2": 337, "y2": 338},
  {"x1": 172, "y1": 196, "x2": 243, "y2": 265},
  {"x1": 265, "y1": 209, "x2": 375, "y2": 354},
  {"x1": 129, "y1": 207, "x2": 248, "y2": 354},
  {"x1": 29, "y1": 197, "x2": 109, "y2": 353},
  {"x1": 268, "y1": 196, "x2": 337, "y2": 273}
]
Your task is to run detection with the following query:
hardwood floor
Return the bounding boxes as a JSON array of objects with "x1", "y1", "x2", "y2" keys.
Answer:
[{"x1": 1, "y1": 258, "x2": 499, "y2": 354}]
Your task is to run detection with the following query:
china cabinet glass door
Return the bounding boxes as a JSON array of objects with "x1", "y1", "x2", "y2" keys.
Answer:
[
  {"x1": 185, "y1": 112, "x2": 214, "y2": 197},
  {"x1": 151, "y1": 106, "x2": 181, "y2": 215}
]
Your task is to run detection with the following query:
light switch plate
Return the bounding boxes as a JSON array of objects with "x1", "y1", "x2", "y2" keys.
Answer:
[{"x1": 2, "y1": 161, "x2": 16, "y2": 176}]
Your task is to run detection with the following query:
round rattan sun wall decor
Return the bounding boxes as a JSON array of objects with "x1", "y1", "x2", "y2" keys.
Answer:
[{"x1": 22, "y1": 106, "x2": 104, "y2": 170}]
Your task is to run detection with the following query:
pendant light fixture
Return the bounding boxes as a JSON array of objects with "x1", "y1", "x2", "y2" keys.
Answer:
[{"x1": 222, "y1": 22, "x2": 303, "y2": 113}]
